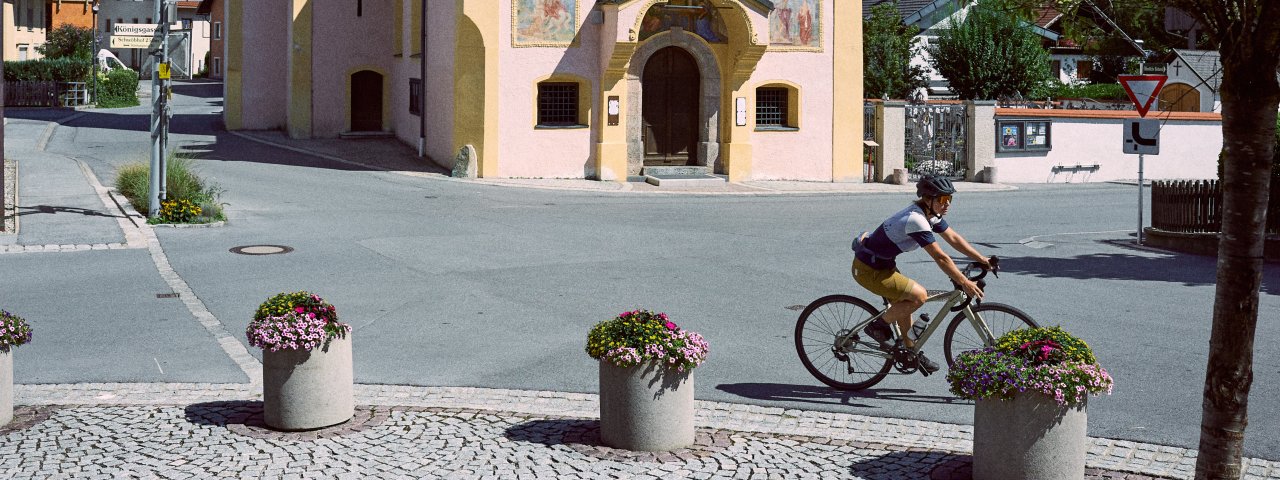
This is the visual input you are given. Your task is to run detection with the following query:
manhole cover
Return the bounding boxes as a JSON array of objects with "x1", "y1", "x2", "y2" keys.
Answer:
[{"x1": 229, "y1": 245, "x2": 294, "y2": 255}]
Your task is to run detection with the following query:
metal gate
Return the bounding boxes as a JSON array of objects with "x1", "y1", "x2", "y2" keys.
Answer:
[{"x1": 904, "y1": 103, "x2": 966, "y2": 180}]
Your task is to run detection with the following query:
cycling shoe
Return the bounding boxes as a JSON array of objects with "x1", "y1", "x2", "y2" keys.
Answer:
[{"x1": 863, "y1": 320, "x2": 894, "y2": 351}]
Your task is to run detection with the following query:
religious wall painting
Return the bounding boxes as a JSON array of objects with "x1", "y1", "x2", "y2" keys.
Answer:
[
  {"x1": 769, "y1": 0, "x2": 821, "y2": 50},
  {"x1": 513, "y1": 0, "x2": 579, "y2": 47},
  {"x1": 638, "y1": 0, "x2": 728, "y2": 44}
]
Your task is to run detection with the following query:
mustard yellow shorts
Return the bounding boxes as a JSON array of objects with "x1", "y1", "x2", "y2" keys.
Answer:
[{"x1": 852, "y1": 259, "x2": 916, "y2": 302}]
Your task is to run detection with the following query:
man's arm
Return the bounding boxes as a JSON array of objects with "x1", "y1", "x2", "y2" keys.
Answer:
[
  {"x1": 939, "y1": 228, "x2": 988, "y2": 267},
  {"x1": 922, "y1": 242, "x2": 983, "y2": 299}
]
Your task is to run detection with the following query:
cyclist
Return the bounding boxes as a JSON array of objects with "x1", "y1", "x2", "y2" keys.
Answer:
[{"x1": 852, "y1": 175, "x2": 989, "y2": 375}]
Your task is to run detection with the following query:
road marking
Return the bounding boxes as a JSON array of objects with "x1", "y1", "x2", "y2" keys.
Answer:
[
  {"x1": 1018, "y1": 229, "x2": 1133, "y2": 249},
  {"x1": 153, "y1": 357, "x2": 165, "y2": 375}
]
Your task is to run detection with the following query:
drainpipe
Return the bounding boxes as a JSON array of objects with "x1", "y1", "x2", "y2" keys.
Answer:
[{"x1": 418, "y1": 0, "x2": 427, "y2": 157}]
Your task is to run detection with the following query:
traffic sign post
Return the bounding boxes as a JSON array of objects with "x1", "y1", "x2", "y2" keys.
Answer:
[{"x1": 1118, "y1": 75, "x2": 1166, "y2": 245}]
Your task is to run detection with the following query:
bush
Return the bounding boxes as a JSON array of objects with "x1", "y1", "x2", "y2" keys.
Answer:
[
  {"x1": 97, "y1": 69, "x2": 140, "y2": 108},
  {"x1": 3, "y1": 58, "x2": 92, "y2": 82},
  {"x1": 0, "y1": 310, "x2": 33, "y2": 351},
  {"x1": 586, "y1": 309, "x2": 710, "y2": 372},
  {"x1": 247, "y1": 292, "x2": 349, "y2": 352},
  {"x1": 35, "y1": 24, "x2": 93, "y2": 60},
  {"x1": 114, "y1": 154, "x2": 226, "y2": 224},
  {"x1": 947, "y1": 326, "x2": 1113, "y2": 407}
]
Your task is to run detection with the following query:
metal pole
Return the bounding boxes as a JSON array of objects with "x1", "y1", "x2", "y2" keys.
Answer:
[
  {"x1": 159, "y1": 1, "x2": 170, "y2": 203},
  {"x1": 418, "y1": 0, "x2": 427, "y2": 157},
  {"x1": 1, "y1": 7, "x2": 6, "y2": 231},
  {"x1": 92, "y1": 2, "x2": 98, "y2": 105},
  {"x1": 1138, "y1": 153, "x2": 1145, "y2": 245},
  {"x1": 148, "y1": 0, "x2": 163, "y2": 217}
]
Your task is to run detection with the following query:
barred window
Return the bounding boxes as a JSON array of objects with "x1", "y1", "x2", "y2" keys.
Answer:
[
  {"x1": 756, "y1": 87, "x2": 789, "y2": 127},
  {"x1": 409, "y1": 78, "x2": 422, "y2": 116},
  {"x1": 537, "y1": 82, "x2": 579, "y2": 126}
]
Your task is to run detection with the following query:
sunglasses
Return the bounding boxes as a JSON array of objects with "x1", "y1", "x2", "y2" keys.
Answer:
[{"x1": 936, "y1": 195, "x2": 953, "y2": 206}]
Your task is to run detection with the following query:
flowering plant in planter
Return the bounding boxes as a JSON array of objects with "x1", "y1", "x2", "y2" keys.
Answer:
[
  {"x1": 246, "y1": 292, "x2": 350, "y2": 352},
  {"x1": 0, "y1": 310, "x2": 33, "y2": 352},
  {"x1": 947, "y1": 326, "x2": 1113, "y2": 407},
  {"x1": 586, "y1": 310, "x2": 709, "y2": 372}
]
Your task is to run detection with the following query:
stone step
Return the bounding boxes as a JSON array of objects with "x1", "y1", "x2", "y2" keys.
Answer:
[
  {"x1": 339, "y1": 131, "x2": 395, "y2": 139},
  {"x1": 643, "y1": 174, "x2": 727, "y2": 187},
  {"x1": 642, "y1": 166, "x2": 709, "y2": 176}
]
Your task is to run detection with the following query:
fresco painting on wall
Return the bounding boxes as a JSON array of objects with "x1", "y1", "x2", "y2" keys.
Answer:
[
  {"x1": 638, "y1": 0, "x2": 728, "y2": 44},
  {"x1": 514, "y1": 0, "x2": 579, "y2": 46},
  {"x1": 770, "y1": 0, "x2": 820, "y2": 49}
]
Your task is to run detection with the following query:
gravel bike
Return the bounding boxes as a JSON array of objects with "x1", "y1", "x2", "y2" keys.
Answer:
[{"x1": 794, "y1": 256, "x2": 1038, "y2": 390}]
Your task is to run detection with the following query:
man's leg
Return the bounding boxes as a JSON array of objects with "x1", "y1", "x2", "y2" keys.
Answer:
[{"x1": 882, "y1": 281, "x2": 927, "y2": 348}]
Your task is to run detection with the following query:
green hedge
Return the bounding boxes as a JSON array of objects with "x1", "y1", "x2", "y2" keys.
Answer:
[
  {"x1": 96, "y1": 69, "x2": 140, "y2": 108},
  {"x1": 1030, "y1": 82, "x2": 1127, "y2": 101},
  {"x1": 3, "y1": 58, "x2": 92, "y2": 82}
]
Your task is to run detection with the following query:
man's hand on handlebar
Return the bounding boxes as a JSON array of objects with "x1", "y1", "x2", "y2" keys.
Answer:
[{"x1": 960, "y1": 278, "x2": 984, "y2": 300}]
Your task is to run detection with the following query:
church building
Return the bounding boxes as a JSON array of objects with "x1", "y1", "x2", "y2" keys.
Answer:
[{"x1": 222, "y1": 0, "x2": 864, "y2": 182}]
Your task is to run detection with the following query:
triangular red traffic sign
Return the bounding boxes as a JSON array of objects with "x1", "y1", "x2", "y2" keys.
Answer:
[{"x1": 1118, "y1": 75, "x2": 1168, "y2": 117}]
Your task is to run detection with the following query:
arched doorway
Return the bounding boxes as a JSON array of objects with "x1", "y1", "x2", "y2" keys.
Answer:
[
  {"x1": 642, "y1": 47, "x2": 700, "y2": 166},
  {"x1": 1159, "y1": 83, "x2": 1200, "y2": 112},
  {"x1": 351, "y1": 70, "x2": 383, "y2": 132}
]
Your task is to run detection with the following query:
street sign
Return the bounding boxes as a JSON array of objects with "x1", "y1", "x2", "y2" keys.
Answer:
[
  {"x1": 1118, "y1": 75, "x2": 1167, "y2": 117},
  {"x1": 1123, "y1": 118, "x2": 1160, "y2": 155},
  {"x1": 110, "y1": 36, "x2": 161, "y2": 49},
  {"x1": 112, "y1": 23, "x2": 181, "y2": 37}
]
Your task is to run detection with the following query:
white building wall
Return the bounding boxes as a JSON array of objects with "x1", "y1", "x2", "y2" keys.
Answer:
[{"x1": 993, "y1": 115, "x2": 1221, "y2": 183}]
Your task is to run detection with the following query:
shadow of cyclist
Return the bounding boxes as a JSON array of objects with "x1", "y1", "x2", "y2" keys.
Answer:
[{"x1": 714, "y1": 382, "x2": 965, "y2": 408}]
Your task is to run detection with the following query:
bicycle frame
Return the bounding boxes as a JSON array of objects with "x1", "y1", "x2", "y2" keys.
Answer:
[{"x1": 842, "y1": 289, "x2": 998, "y2": 359}]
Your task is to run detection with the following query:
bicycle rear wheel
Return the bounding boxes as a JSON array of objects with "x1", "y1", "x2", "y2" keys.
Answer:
[
  {"x1": 794, "y1": 294, "x2": 893, "y2": 390},
  {"x1": 943, "y1": 303, "x2": 1038, "y2": 367}
]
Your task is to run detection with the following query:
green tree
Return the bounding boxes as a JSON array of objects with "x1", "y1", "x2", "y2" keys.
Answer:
[
  {"x1": 863, "y1": 2, "x2": 928, "y2": 100},
  {"x1": 927, "y1": 1, "x2": 1051, "y2": 100},
  {"x1": 35, "y1": 24, "x2": 94, "y2": 60}
]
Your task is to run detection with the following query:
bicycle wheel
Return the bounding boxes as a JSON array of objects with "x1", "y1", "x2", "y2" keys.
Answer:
[
  {"x1": 943, "y1": 303, "x2": 1039, "y2": 367},
  {"x1": 794, "y1": 294, "x2": 893, "y2": 390}
]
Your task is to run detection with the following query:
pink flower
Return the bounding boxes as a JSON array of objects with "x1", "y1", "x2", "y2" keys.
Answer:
[{"x1": 664, "y1": 321, "x2": 677, "y2": 331}]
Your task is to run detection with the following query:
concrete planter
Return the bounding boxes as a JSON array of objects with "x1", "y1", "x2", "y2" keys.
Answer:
[
  {"x1": 1, "y1": 349, "x2": 11, "y2": 427},
  {"x1": 262, "y1": 334, "x2": 353, "y2": 431},
  {"x1": 598, "y1": 359, "x2": 694, "y2": 451},
  {"x1": 973, "y1": 394, "x2": 1087, "y2": 480}
]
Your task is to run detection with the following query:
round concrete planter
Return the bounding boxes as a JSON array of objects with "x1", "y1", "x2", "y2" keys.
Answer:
[
  {"x1": 598, "y1": 359, "x2": 695, "y2": 451},
  {"x1": 1, "y1": 349, "x2": 11, "y2": 427},
  {"x1": 262, "y1": 334, "x2": 353, "y2": 431},
  {"x1": 973, "y1": 394, "x2": 1087, "y2": 480}
]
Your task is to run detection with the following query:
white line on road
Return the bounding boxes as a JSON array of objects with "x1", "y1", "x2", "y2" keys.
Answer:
[
  {"x1": 1018, "y1": 229, "x2": 1134, "y2": 248},
  {"x1": 153, "y1": 357, "x2": 164, "y2": 375}
]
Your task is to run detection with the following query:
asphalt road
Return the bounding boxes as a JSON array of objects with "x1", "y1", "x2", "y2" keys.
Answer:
[{"x1": 3, "y1": 80, "x2": 1277, "y2": 460}]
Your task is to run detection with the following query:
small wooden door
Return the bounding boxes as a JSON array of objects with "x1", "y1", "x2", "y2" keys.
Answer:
[
  {"x1": 351, "y1": 70, "x2": 383, "y2": 132},
  {"x1": 642, "y1": 47, "x2": 700, "y2": 166},
  {"x1": 1159, "y1": 83, "x2": 1200, "y2": 112}
]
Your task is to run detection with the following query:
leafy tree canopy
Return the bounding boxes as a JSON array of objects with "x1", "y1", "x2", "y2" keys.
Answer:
[
  {"x1": 928, "y1": 0, "x2": 1052, "y2": 100},
  {"x1": 36, "y1": 24, "x2": 94, "y2": 61},
  {"x1": 863, "y1": 2, "x2": 929, "y2": 100}
]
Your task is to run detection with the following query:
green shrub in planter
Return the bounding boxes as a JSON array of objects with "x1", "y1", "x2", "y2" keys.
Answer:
[{"x1": 97, "y1": 69, "x2": 140, "y2": 108}]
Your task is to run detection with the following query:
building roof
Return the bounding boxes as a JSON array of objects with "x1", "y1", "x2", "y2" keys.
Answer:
[
  {"x1": 1169, "y1": 49, "x2": 1222, "y2": 91},
  {"x1": 196, "y1": 0, "x2": 216, "y2": 15}
]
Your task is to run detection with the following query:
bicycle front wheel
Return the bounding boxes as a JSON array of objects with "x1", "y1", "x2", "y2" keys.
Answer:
[
  {"x1": 943, "y1": 303, "x2": 1039, "y2": 367},
  {"x1": 794, "y1": 294, "x2": 892, "y2": 391}
]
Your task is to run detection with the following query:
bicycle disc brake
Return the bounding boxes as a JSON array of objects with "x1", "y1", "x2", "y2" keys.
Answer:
[{"x1": 892, "y1": 348, "x2": 919, "y2": 374}]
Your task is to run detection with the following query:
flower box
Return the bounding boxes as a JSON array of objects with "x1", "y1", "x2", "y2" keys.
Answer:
[
  {"x1": 586, "y1": 310, "x2": 709, "y2": 451},
  {"x1": 246, "y1": 292, "x2": 353, "y2": 431},
  {"x1": 947, "y1": 326, "x2": 1113, "y2": 480},
  {"x1": 0, "y1": 310, "x2": 33, "y2": 427}
]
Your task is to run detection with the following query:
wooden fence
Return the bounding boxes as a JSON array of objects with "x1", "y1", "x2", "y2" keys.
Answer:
[
  {"x1": 4, "y1": 81, "x2": 60, "y2": 107},
  {"x1": 1151, "y1": 179, "x2": 1280, "y2": 235}
]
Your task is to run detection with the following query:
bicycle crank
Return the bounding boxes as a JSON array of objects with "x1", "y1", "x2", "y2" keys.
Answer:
[{"x1": 892, "y1": 348, "x2": 920, "y2": 374}]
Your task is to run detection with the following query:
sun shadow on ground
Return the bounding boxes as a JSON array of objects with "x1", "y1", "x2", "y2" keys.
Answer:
[
  {"x1": 848, "y1": 451, "x2": 962, "y2": 479},
  {"x1": 14, "y1": 205, "x2": 126, "y2": 219},
  {"x1": 183, "y1": 400, "x2": 264, "y2": 428},
  {"x1": 715, "y1": 383, "x2": 963, "y2": 409},
  {"x1": 999, "y1": 250, "x2": 1280, "y2": 296}
]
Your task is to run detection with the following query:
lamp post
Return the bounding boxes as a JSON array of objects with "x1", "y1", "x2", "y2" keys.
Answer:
[{"x1": 92, "y1": 1, "x2": 100, "y2": 105}]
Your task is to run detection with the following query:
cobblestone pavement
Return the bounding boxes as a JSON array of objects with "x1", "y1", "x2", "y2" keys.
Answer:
[{"x1": 6, "y1": 384, "x2": 1277, "y2": 479}]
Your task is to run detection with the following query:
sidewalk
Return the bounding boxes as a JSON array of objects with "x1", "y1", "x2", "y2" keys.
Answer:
[
  {"x1": 231, "y1": 130, "x2": 1015, "y2": 197},
  {"x1": 3, "y1": 118, "x2": 1277, "y2": 478},
  {"x1": 8, "y1": 383, "x2": 1263, "y2": 479}
]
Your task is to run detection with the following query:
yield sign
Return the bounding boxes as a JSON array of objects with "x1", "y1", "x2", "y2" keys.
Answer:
[{"x1": 1118, "y1": 75, "x2": 1168, "y2": 117}]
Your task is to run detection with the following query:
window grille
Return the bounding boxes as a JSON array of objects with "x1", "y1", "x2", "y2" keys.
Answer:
[
  {"x1": 409, "y1": 78, "x2": 422, "y2": 116},
  {"x1": 756, "y1": 87, "x2": 788, "y2": 127},
  {"x1": 537, "y1": 82, "x2": 579, "y2": 126}
]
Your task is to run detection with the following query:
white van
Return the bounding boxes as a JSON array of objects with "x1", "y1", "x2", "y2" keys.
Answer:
[{"x1": 97, "y1": 49, "x2": 131, "y2": 73}]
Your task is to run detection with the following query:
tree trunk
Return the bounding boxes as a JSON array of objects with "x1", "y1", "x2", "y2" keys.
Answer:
[{"x1": 1195, "y1": 23, "x2": 1280, "y2": 478}]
